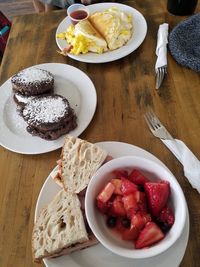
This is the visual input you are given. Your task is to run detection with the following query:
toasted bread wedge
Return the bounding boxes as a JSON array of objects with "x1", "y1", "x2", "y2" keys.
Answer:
[
  {"x1": 60, "y1": 135, "x2": 108, "y2": 193},
  {"x1": 32, "y1": 190, "x2": 89, "y2": 263}
]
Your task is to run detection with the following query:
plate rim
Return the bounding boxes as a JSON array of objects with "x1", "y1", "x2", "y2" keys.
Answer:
[
  {"x1": 56, "y1": 3, "x2": 147, "y2": 63},
  {"x1": 34, "y1": 141, "x2": 189, "y2": 267},
  {"x1": 0, "y1": 63, "x2": 97, "y2": 154}
]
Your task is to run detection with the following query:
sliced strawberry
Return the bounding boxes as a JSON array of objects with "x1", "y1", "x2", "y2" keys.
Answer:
[
  {"x1": 135, "y1": 222, "x2": 164, "y2": 249},
  {"x1": 140, "y1": 211, "x2": 152, "y2": 224},
  {"x1": 131, "y1": 211, "x2": 151, "y2": 230},
  {"x1": 131, "y1": 191, "x2": 141, "y2": 202},
  {"x1": 111, "y1": 178, "x2": 123, "y2": 195},
  {"x1": 97, "y1": 182, "x2": 115, "y2": 203},
  {"x1": 144, "y1": 181, "x2": 170, "y2": 216},
  {"x1": 132, "y1": 191, "x2": 147, "y2": 212},
  {"x1": 110, "y1": 196, "x2": 126, "y2": 216},
  {"x1": 138, "y1": 195, "x2": 147, "y2": 212},
  {"x1": 129, "y1": 169, "x2": 149, "y2": 186},
  {"x1": 113, "y1": 169, "x2": 129, "y2": 179},
  {"x1": 122, "y1": 225, "x2": 139, "y2": 240},
  {"x1": 122, "y1": 194, "x2": 139, "y2": 218},
  {"x1": 158, "y1": 206, "x2": 175, "y2": 226},
  {"x1": 116, "y1": 217, "x2": 126, "y2": 232},
  {"x1": 121, "y1": 177, "x2": 138, "y2": 195},
  {"x1": 96, "y1": 199, "x2": 110, "y2": 214},
  {"x1": 131, "y1": 212, "x2": 145, "y2": 230}
]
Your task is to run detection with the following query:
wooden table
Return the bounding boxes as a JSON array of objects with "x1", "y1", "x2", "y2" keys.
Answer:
[{"x1": 0, "y1": 1, "x2": 200, "y2": 266}]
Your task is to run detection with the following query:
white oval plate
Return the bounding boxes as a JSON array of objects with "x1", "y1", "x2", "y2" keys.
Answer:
[
  {"x1": 0, "y1": 63, "x2": 97, "y2": 154},
  {"x1": 56, "y1": 3, "x2": 147, "y2": 63},
  {"x1": 35, "y1": 141, "x2": 189, "y2": 267}
]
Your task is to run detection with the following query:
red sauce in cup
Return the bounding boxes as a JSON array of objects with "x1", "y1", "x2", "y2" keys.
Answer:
[{"x1": 70, "y1": 10, "x2": 88, "y2": 20}]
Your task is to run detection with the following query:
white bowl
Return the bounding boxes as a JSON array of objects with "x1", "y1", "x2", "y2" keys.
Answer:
[
  {"x1": 67, "y1": 4, "x2": 89, "y2": 24},
  {"x1": 85, "y1": 156, "x2": 187, "y2": 259}
]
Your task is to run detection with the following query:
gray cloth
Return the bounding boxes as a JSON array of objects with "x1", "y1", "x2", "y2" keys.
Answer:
[
  {"x1": 39, "y1": 0, "x2": 112, "y2": 8},
  {"x1": 39, "y1": 0, "x2": 77, "y2": 8},
  {"x1": 168, "y1": 13, "x2": 200, "y2": 72}
]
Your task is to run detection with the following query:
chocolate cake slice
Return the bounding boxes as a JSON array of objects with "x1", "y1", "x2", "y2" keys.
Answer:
[
  {"x1": 11, "y1": 67, "x2": 54, "y2": 96},
  {"x1": 21, "y1": 94, "x2": 77, "y2": 140}
]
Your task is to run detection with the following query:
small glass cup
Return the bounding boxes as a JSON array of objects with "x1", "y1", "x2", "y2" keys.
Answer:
[
  {"x1": 167, "y1": 0, "x2": 198, "y2": 16},
  {"x1": 67, "y1": 4, "x2": 89, "y2": 25}
]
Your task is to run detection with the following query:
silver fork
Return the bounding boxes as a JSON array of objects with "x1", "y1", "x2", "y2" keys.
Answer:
[
  {"x1": 144, "y1": 109, "x2": 173, "y2": 140},
  {"x1": 156, "y1": 65, "x2": 167, "y2": 89}
]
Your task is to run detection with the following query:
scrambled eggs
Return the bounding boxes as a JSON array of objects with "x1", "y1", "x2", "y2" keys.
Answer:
[
  {"x1": 57, "y1": 24, "x2": 105, "y2": 55},
  {"x1": 57, "y1": 25, "x2": 90, "y2": 55}
]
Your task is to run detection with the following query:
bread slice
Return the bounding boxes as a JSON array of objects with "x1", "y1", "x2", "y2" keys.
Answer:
[
  {"x1": 32, "y1": 190, "x2": 89, "y2": 263},
  {"x1": 60, "y1": 135, "x2": 108, "y2": 193},
  {"x1": 48, "y1": 232, "x2": 98, "y2": 259}
]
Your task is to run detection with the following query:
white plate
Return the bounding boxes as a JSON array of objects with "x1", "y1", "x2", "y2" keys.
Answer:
[
  {"x1": 0, "y1": 63, "x2": 96, "y2": 154},
  {"x1": 35, "y1": 141, "x2": 189, "y2": 267},
  {"x1": 56, "y1": 3, "x2": 147, "y2": 63}
]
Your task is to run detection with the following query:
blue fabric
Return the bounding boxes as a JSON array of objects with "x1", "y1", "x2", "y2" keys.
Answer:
[{"x1": 168, "y1": 13, "x2": 200, "y2": 72}]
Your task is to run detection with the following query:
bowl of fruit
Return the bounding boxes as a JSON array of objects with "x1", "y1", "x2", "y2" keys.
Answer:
[{"x1": 85, "y1": 156, "x2": 187, "y2": 259}]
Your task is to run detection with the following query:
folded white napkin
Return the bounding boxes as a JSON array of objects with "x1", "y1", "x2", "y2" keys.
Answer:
[
  {"x1": 162, "y1": 139, "x2": 200, "y2": 193},
  {"x1": 155, "y1": 23, "x2": 169, "y2": 71}
]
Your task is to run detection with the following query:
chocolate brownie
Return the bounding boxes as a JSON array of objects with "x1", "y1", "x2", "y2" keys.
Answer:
[
  {"x1": 26, "y1": 118, "x2": 77, "y2": 140},
  {"x1": 21, "y1": 94, "x2": 77, "y2": 140},
  {"x1": 11, "y1": 67, "x2": 54, "y2": 96}
]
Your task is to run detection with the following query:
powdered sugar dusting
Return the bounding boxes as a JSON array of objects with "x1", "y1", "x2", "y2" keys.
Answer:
[
  {"x1": 15, "y1": 93, "x2": 34, "y2": 104},
  {"x1": 23, "y1": 96, "x2": 69, "y2": 124},
  {"x1": 12, "y1": 67, "x2": 53, "y2": 84}
]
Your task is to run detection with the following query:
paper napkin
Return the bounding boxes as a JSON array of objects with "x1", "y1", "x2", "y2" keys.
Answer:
[
  {"x1": 162, "y1": 139, "x2": 200, "y2": 193},
  {"x1": 155, "y1": 23, "x2": 169, "y2": 71}
]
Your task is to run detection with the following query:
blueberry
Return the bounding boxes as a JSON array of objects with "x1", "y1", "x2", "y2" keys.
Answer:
[
  {"x1": 106, "y1": 216, "x2": 117, "y2": 228},
  {"x1": 121, "y1": 218, "x2": 131, "y2": 228},
  {"x1": 156, "y1": 221, "x2": 171, "y2": 233},
  {"x1": 160, "y1": 223, "x2": 171, "y2": 233},
  {"x1": 137, "y1": 185, "x2": 145, "y2": 192}
]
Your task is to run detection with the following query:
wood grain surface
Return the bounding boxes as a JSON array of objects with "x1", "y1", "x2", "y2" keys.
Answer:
[
  {"x1": 0, "y1": 1, "x2": 200, "y2": 266},
  {"x1": 0, "y1": 0, "x2": 35, "y2": 20}
]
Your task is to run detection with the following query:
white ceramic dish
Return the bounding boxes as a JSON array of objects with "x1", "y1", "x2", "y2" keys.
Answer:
[
  {"x1": 35, "y1": 141, "x2": 189, "y2": 267},
  {"x1": 67, "y1": 3, "x2": 89, "y2": 24},
  {"x1": 56, "y1": 3, "x2": 147, "y2": 63},
  {"x1": 0, "y1": 63, "x2": 96, "y2": 154},
  {"x1": 85, "y1": 156, "x2": 187, "y2": 259}
]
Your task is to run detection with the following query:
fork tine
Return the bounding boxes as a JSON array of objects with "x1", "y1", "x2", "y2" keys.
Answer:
[
  {"x1": 156, "y1": 71, "x2": 161, "y2": 89},
  {"x1": 144, "y1": 109, "x2": 173, "y2": 140},
  {"x1": 156, "y1": 66, "x2": 166, "y2": 89},
  {"x1": 156, "y1": 70, "x2": 162, "y2": 89},
  {"x1": 145, "y1": 110, "x2": 159, "y2": 129},
  {"x1": 144, "y1": 109, "x2": 163, "y2": 132},
  {"x1": 144, "y1": 113, "x2": 155, "y2": 133},
  {"x1": 148, "y1": 109, "x2": 162, "y2": 126}
]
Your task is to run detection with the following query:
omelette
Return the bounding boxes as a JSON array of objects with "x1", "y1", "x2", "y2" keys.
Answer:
[{"x1": 89, "y1": 7, "x2": 132, "y2": 51}]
